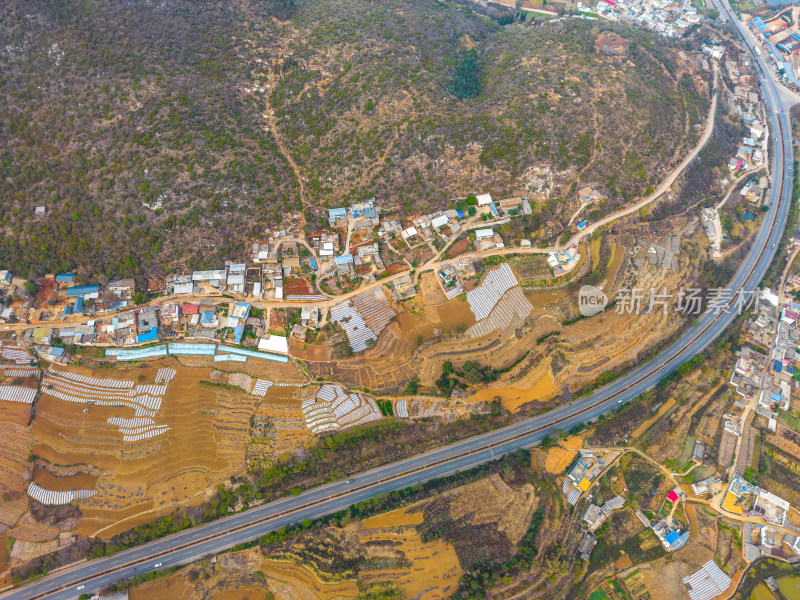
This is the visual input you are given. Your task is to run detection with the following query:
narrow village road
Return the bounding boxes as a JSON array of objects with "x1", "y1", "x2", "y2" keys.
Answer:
[
  {"x1": 560, "y1": 64, "x2": 719, "y2": 250},
  {"x1": 1, "y1": 77, "x2": 723, "y2": 339}
]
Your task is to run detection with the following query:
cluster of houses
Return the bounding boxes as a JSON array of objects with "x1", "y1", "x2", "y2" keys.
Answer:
[
  {"x1": 568, "y1": 454, "x2": 693, "y2": 562},
  {"x1": 722, "y1": 472, "x2": 796, "y2": 554},
  {"x1": 726, "y1": 123, "x2": 766, "y2": 173},
  {"x1": 743, "y1": 516, "x2": 800, "y2": 562},
  {"x1": 699, "y1": 42, "x2": 770, "y2": 172},
  {"x1": 2, "y1": 189, "x2": 572, "y2": 355},
  {"x1": 388, "y1": 193, "x2": 530, "y2": 253},
  {"x1": 14, "y1": 295, "x2": 323, "y2": 362},
  {"x1": 579, "y1": 0, "x2": 700, "y2": 37},
  {"x1": 435, "y1": 259, "x2": 480, "y2": 300},
  {"x1": 735, "y1": 287, "x2": 799, "y2": 429},
  {"x1": 0, "y1": 272, "x2": 138, "y2": 325},
  {"x1": 747, "y1": 14, "x2": 800, "y2": 90},
  {"x1": 649, "y1": 488, "x2": 690, "y2": 552},
  {"x1": 715, "y1": 284, "x2": 800, "y2": 562}
]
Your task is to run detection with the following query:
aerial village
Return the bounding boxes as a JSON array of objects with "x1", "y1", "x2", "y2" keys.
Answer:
[
  {"x1": 0, "y1": 192, "x2": 586, "y2": 366},
  {"x1": 3, "y1": 25, "x2": 800, "y2": 594},
  {"x1": 744, "y1": 9, "x2": 800, "y2": 92},
  {"x1": 549, "y1": 274, "x2": 800, "y2": 599},
  {"x1": 577, "y1": 0, "x2": 700, "y2": 37}
]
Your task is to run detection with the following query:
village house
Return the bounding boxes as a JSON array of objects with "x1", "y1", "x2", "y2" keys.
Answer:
[
  {"x1": 578, "y1": 187, "x2": 603, "y2": 204},
  {"x1": 106, "y1": 278, "x2": 135, "y2": 299}
]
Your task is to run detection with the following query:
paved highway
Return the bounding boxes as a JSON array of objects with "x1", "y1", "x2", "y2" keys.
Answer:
[{"x1": 3, "y1": 10, "x2": 796, "y2": 600}]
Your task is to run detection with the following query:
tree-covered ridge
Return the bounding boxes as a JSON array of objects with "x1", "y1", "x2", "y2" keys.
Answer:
[
  {"x1": 0, "y1": 0, "x2": 708, "y2": 280},
  {"x1": 1, "y1": 0, "x2": 298, "y2": 279}
]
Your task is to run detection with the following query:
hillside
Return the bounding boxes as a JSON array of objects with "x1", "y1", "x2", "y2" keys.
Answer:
[{"x1": 0, "y1": 0, "x2": 709, "y2": 279}]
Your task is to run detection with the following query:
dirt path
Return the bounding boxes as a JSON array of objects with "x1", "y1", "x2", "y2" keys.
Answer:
[
  {"x1": 572, "y1": 102, "x2": 602, "y2": 190},
  {"x1": 356, "y1": 121, "x2": 407, "y2": 192},
  {"x1": 715, "y1": 168, "x2": 763, "y2": 211},
  {"x1": 560, "y1": 63, "x2": 719, "y2": 251},
  {"x1": 630, "y1": 398, "x2": 676, "y2": 439},
  {"x1": 576, "y1": 444, "x2": 799, "y2": 536},
  {"x1": 264, "y1": 69, "x2": 308, "y2": 233},
  {"x1": 566, "y1": 202, "x2": 590, "y2": 229},
  {"x1": 0, "y1": 66, "x2": 724, "y2": 336}
]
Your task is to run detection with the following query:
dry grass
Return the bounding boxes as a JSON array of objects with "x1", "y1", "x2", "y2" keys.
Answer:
[{"x1": 631, "y1": 398, "x2": 676, "y2": 439}]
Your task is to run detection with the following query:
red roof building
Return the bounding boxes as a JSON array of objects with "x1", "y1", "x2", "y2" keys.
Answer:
[
  {"x1": 182, "y1": 303, "x2": 200, "y2": 315},
  {"x1": 667, "y1": 490, "x2": 679, "y2": 503}
]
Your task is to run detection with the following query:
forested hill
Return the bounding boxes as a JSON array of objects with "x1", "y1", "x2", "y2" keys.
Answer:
[{"x1": 0, "y1": 0, "x2": 708, "y2": 280}]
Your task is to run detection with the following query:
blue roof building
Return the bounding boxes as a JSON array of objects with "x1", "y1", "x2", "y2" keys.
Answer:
[
  {"x1": 456, "y1": 208, "x2": 465, "y2": 219},
  {"x1": 136, "y1": 327, "x2": 158, "y2": 344},
  {"x1": 665, "y1": 531, "x2": 679, "y2": 546},
  {"x1": 773, "y1": 359, "x2": 783, "y2": 373},
  {"x1": 200, "y1": 311, "x2": 216, "y2": 326},
  {"x1": 771, "y1": 392, "x2": 782, "y2": 404},
  {"x1": 577, "y1": 220, "x2": 588, "y2": 230},
  {"x1": 66, "y1": 285, "x2": 99, "y2": 298},
  {"x1": 328, "y1": 207, "x2": 347, "y2": 225},
  {"x1": 753, "y1": 17, "x2": 768, "y2": 33},
  {"x1": 334, "y1": 254, "x2": 354, "y2": 264},
  {"x1": 489, "y1": 202, "x2": 499, "y2": 217},
  {"x1": 73, "y1": 297, "x2": 83, "y2": 314},
  {"x1": 56, "y1": 273, "x2": 75, "y2": 283},
  {"x1": 233, "y1": 325, "x2": 245, "y2": 345},
  {"x1": 105, "y1": 300, "x2": 128, "y2": 312}
]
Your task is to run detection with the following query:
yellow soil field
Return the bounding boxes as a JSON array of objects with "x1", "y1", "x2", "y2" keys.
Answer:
[
  {"x1": 590, "y1": 237, "x2": 602, "y2": 267},
  {"x1": 545, "y1": 445, "x2": 579, "y2": 475},
  {"x1": 604, "y1": 243, "x2": 625, "y2": 287},
  {"x1": 362, "y1": 504, "x2": 423, "y2": 528},
  {"x1": 767, "y1": 423, "x2": 800, "y2": 458},
  {"x1": 33, "y1": 467, "x2": 96, "y2": 491},
  {"x1": 526, "y1": 289, "x2": 567, "y2": 307},
  {"x1": 28, "y1": 362, "x2": 260, "y2": 537},
  {"x1": 0, "y1": 400, "x2": 33, "y2": 498},
  {"x1": 8, "y1": 513, "x2": 58, "y2": 544},
  {"x1": 615, "y1": 555, "x2": 633, "y2": 570},
  {"x1": 259, "y1": 556, "x2": 360, "y2": 599},
  {"x1": 467, "y1": 360, "x2": 556, "y2": 413},
  {"x1": 357, "y1": 527, "x2": 462, "y2": 600},
  {"x1": 129, "y1": 570, "x2": 194, "y2": 600},
  {"x1": 0, "y1": 420, "x2": 32, "y2": 498},
  {"x1": 559, "y1": 310, "x2": 678, "y2": 392},
  {"x1": 175, "y1": 353, "x2": 307, "y2": 384},
  {"x1": 211, "y1": 588, "x2": 273, "y2": 600},
  {"x1": 0, "y1": 497, "x2": 28, "y2": 529}
]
